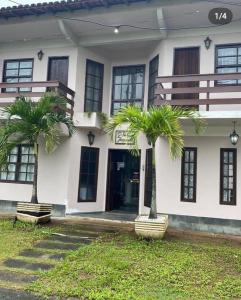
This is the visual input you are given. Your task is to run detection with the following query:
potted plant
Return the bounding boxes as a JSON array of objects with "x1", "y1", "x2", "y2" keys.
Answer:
[
  {"x1": 0, "y1": 93, "x2": 75, "y2": 224},
  {"x1": 105, "y1": 105, "x2": 204, "y2": 239}
]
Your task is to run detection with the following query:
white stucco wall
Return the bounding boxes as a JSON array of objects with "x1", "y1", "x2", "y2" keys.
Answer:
[
  {"x1": 0, "y1": 17, "x2": 241, "y2": 221},
  {"x1": 155, "y1": 136, "x2": 241, "y2": 220},
  {"x1": 0, "y1": 45, "x2": 78, "y2": 92},
  {"x1": 66, "y1": 130, "x2": 148, "y2": 214},
  {"x1": 0, "y1": 44, "x2": 77, "y2": 206},
  {"x1": 0, "y1": 138, "x2": 71, "y2": 205}
]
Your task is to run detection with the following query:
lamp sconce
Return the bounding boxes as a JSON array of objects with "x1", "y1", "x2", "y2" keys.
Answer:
[
  {"x1": 37, "y1": 49, "x2": 44, "y2": 61},
  {"x1": 204, "y1": 36, "x2": 212, "y2": 50},
  {"x1": 114, "y1": 26, "x2": 120, "y2": 34},
  {"x1": 87, "y1": 131, "x2": 95, "y2": 146},
  {"x1": 230, "y1": 121, "x2": 239, "y2": 145}
]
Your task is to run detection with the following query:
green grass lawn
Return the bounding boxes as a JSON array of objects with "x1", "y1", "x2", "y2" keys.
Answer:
[
  {"x1": 1, "y1": 219, "x2": 241, "y2": 300},
  {"x1": 28, "y1": 232, "x2": 241, "y2": 300},
  {"x1": 0, "y1": 219, "x2": 54, "y2": 262}
]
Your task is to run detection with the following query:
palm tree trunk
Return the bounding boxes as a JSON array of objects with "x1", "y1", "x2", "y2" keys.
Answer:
[
  {"x1": 31, "y1": 143, "x2": 38, "y2": 204},
  {"x1": 149, "y1": 145, "x2": 157, "y2": 219}
]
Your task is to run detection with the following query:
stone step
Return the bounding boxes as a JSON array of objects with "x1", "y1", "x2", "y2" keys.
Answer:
[
  {"x1": 47, "y1": 234, "x2": 94, "y2": 244},
  {"x1": 4, "y1": 259, "x2": 54, "y2": 271},
  {"x1": 35, "y1": 241, "x2": 86, "y2": 251},
  {"x1": 58, "y1": 229, "x2": 99, "y2": 237},
  {"x1": 0, "y1": 288, "x2": 43, "y2": 300},
  {"x1": 19, "y1": 249, "x2": 66, "y2": 261},
  {"x1": 48, "y1": 253, "x2": 66, "y2": 260},
  {"x1": 0, "y1": 270, "x2": 37, "y2": 284},
  {"x1": 19, "y1": 249, "x2": 46, "y2": 258}
]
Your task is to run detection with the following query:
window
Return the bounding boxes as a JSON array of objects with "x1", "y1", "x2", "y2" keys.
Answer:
[
  {"x1": 0, "y1": 145, "x2": 35, "y2": 183},
  {"x1": 216, "y1": 45, "x2": 241, "y2": 85},
  {"x1": 144, "y1": 148, "x2": 153, "y2": 207},
  {"x1": 3, "y1": 59, "x2": 33, "y2": 92},
  {"x1": 220, "y1": 149, "x2": 236, "y2": 205},
  {"x1": 181, "y1": 148, "x2": 197, "y2": 202},
  {"x1": 148, "y1": 55, "x2": 159, "y2": 107},
  {"x1": 78, "y1": 147, "x2": 99, "y2": 202},
  {"x1": 84, "y1": 60, "x2": 104, "y2": 112},
  {"x1": 112, "y1": 65, "x2": 145, "y2": 114}
]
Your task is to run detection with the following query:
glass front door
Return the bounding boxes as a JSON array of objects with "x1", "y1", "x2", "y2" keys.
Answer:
[{"x1": 106, "y1": 150, "x2": 140, "y2": 212}]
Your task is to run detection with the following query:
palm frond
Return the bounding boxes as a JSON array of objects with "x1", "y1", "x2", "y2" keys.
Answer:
[
  {"x1": 43, "y1": 126, "x2": 60, "y2": 154},
  {"x1": 105, "y1": 105, "x2": 145, "y2": 141},
  {"x1": 105, "y1": 104, "x2": 205, "y2": 159},
  {"x1": 3, "y1": 97, "x2": 32, "y2": 121},
  {"x1": 0, "y1": 92, "x2": 75, "y2": 168},
  {"x1": 0, "y1": 126, "x2": 29, "y2": 169}
]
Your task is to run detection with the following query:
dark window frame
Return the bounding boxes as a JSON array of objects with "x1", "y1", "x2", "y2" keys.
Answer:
[
  {"x1": 220, "y1": 148, "x2": 237, "y2": 206},
  {"x1": 78, "y1": 146, "x2": 99, "y2": 203},
  {"x1": 84, "y1": 59, "x2": 104, "y2": 113},
  {"x1": 111, "y1": 64, "x2": 145, "y2": 114},
  {"x1": 215, "y1": 44, "x2": 241, "y2": 86},
  {"x1": 2, "y1": 58, "x2": 34, "y2": 93},
  {"x1": 0, "y1": 144, "x2": 35, "y2": 184},
  {"x1": 144, "y1": 148, "x2": 153, "y2": 207},
  {"x1": 181, "y1": 147, "x2": 197, "y2": 203},
  {"x1": 148, "y1": 55, "x2": 159, "y2": 107}
]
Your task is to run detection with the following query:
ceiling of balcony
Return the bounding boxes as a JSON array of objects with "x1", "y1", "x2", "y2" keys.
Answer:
[{"x1": 0, "y1": 0, "x2": 240, "y2": 45}]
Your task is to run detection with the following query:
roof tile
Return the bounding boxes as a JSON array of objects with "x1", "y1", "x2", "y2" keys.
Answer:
[{"x1": 0, "y1": 0, "x2": 146, "y2": 19}]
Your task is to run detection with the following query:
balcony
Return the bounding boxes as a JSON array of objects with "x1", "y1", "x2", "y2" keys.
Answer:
[
  {"x1": 73, "y1": 112, "x2": 103, "y2": 130},
  {"x1": 155, "y1": 73, "x2": 241, "y2": 111},
  {"x1": 0, "y1": 81, "x2": 75, "y2": 116}
]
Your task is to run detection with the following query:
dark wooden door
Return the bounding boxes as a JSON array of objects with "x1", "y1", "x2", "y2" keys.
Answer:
[
  {"x1": 173, "y1": 47, "x2": 200, "y2": 103},
  {"x1": 106, "y1": 150, "x2": 140, "y2": 212},
  {"x1": 47, "y1": 57, "x2": 69, "y2": 86}
]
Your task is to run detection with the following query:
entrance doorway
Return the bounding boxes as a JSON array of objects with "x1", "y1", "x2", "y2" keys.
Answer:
[{"x1": 106, "y1": 150, "x2": 140, "y2": 212}]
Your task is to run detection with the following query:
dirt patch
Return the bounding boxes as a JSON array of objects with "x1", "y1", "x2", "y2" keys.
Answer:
[{"x1": 166, "y1": 228, "x2": 241, "y2": 247}]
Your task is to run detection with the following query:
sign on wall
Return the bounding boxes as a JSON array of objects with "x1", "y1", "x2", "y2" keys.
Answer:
[{"x1": 115, "y1": 130, "x2": 134, "y2": 145}]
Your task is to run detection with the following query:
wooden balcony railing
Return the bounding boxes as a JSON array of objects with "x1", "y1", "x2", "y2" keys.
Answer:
[
  {"x1": 155, "y1": 73, "x2": 241, "y2": 111},
  {"x1": 0, "y1": 81, "x2": 75, "y2": 116}
]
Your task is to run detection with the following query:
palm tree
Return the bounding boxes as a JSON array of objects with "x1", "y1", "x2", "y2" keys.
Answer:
[
  {"x1": 0, "y1": 93, "x2": 75, "y2": 204},
  {"x1": 105, "y1": 105, "x2": 204, "y2": 219}
]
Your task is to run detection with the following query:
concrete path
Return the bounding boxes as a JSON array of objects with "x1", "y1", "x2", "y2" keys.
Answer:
[
  {"x1": 68, "y1": 211, "x2": 137, "y2": 222},
  {"x1": 0, "y1": 227, "x2": 100, "y2": 300}
]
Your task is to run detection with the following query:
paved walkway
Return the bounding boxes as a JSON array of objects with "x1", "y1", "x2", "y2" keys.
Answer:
[
  {"x1": 0, "y1": 225, "x2": 104, "y2": 300},
  {"x1": 68, "y1": 211, "x2": 137, "y2": 222}
]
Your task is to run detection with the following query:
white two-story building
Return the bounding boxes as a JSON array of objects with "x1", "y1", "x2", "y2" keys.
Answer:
[{"x1": 1, "y1": 0, "x2": 241, "y2": 235}]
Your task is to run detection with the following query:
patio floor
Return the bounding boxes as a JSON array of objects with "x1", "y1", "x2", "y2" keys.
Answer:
[{"x1": 68, "y1": 211, "x2": 137, "y2": 222}]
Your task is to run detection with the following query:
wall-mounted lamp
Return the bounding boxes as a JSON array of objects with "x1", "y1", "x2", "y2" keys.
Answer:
[
  {"x1": 87, "y1": 131, "x2": 95, "y2": 146},
  {"x1": 114, "y1": 26, "x2": 120, "y2": 34},
  {"x1": 204, "y1": 36, "x2": 212, "y2": 50},
  {"x1": 230, "y1": 121, "x2": 239, "y2": 145},
  {"x1": 37, "y1": 49, "x2": 44, "y2": 61}
]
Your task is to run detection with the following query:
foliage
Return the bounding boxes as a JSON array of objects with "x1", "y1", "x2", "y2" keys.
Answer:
[
  {"x1": 105, "y1": 104, "x2": 205, "y2": 218},
  {"x1": 96, "y1": 112, "x2": 108, "y2": 128},
  {"x1": 105, "y1": 105, "x2": 205, "y2": 158},
  {"x1": 0, "y1": 93, "x2": 74, "y2": 169},
  {"x1": 28, "y1": 233, "x2": 241, "y2": 300},
  {"x1": 0, "y1": 93, "x2": 75, "y2": 203},
  {"x1": 0, "y1": 220, "x2": 54, "y2": 262},
  {"x1": 85, "y1": 111, "x2": 108, "y2": 129}
]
